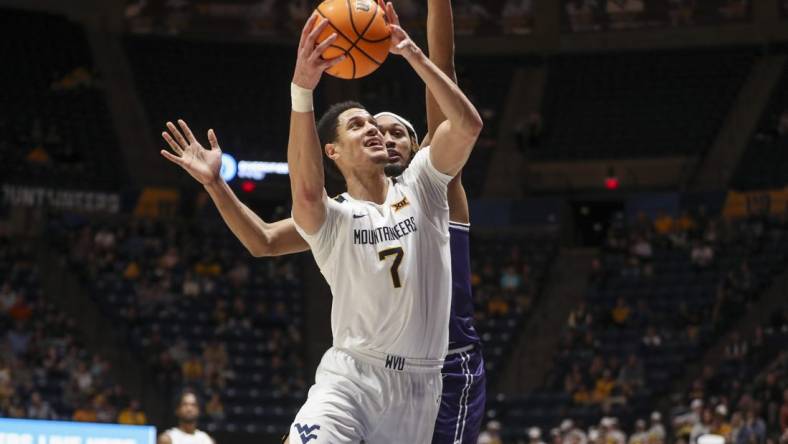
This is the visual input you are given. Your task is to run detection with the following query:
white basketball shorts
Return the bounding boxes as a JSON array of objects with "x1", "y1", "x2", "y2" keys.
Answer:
[{"x1": 288, "y1": 347, "x2": 443, "y2": 443}]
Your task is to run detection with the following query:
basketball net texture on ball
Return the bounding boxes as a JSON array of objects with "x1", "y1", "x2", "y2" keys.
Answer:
[{"x1": 313, "y1": 0, "x2": 391, "y2": 80}]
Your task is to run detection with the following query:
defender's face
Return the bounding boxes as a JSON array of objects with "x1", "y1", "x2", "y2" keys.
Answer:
[
  {"x1": 332, "y1": 108, "x2": 387, "y2": 171},
  {"x1": 376, "y1": 115, "x2": 415, "y2": 171}
]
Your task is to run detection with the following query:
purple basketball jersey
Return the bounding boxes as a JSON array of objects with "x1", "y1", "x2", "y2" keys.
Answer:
[{"x1": 448, "y1": 222, "x2": 482, "y2": 349}]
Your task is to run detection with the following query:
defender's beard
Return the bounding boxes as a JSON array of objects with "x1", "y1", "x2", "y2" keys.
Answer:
[{"x1": 384, "y1": 163, "x2": 407, "y2": 177}]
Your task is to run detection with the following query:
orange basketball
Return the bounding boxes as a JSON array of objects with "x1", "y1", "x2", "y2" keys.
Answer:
[{"x1": 313, "y1": 0, "x2": 391, "y2": 79}]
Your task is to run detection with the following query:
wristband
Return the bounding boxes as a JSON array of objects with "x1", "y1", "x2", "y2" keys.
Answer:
[{"x1": 291, "y1": 82, "x2": 314, "y2": 113}]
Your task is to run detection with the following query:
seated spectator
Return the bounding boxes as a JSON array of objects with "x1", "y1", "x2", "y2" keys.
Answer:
[
  {"x1": 118, "y1": 399, "x2": 147, "y2": 425},
  {"x1": 478, "y1": 420, "x2": 503, "y2": 444},
  {"x1": 631, "y1": 236, "x2": 653, "y2": 260},
  {"x1": 654, "y1": 211, "x2": 675, "y2": 235},
  {"x1": 618, "y1": 354, "x2": 645, "y2": 395},
  {"x1": 676, "y1": 211, "x2": 697, "y2": 233},
  {"x1": 642, "y1": 326, "x2": 663, "y2": 347},
  {"x1": 181, "y1": 354, "x2": 204, "y2": 383},
  {"x1": 0, "y1": 282, "x2": 18, "y2": 312},
  {"x1": 568, "y1": 300, "x2": 593, "y2": 331},
  {"x1": 205, "y1": 392, "x2": 225, "y2": 422},
  {"x1": 737, "y1": 409, "x2": 766, "y2": 444},
  {"x1": 73, "y1": 401, "x2": 98, "y2": 422},
  {"x1": 611, "y1": 297, "x2": 632, "y2": 327},
  {"x1": 7, "y1": 321, "x2": 31, "y2": 356},
  {"x1": 27, "y1": 391, "x2": 56, "y2": 420},
  {"x1": 573, "y1": 383, "x2": 593, "y2": 405},
  {"x1": 500, "y1": 264, "x2": 522, "y2": 291},
  {"x1": 94, "y1": 393, "x2": 116, "y2": 423},
  {"x1": 649, "y1": 412, "x2": 667, "y2": 444},
  {"x1": 724, "y1": 332, "x2": 749, "y2": 361},
  {"x1": 593, "y1": 369, "x2": 616, "y2": 403},
  {"x1": 691, "y1": 242, "x2": 715, "y2": 269},
  {"x1": 488, "y1": 295, "x2": 510, "y2": 317},
  {"x1": 711, "y1": 405, "x2": 732, "y2": 439}
]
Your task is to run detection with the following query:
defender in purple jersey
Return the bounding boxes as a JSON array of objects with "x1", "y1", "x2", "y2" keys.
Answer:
[
  {"x1": 373, "y1": 109, "x2": 486, "y2": 444},
  {"x1": 432, "y1": 221, "x2": 486, "y2": 444}
]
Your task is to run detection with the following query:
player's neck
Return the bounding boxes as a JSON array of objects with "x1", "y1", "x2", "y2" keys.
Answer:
[
  {"x1": 179, "y1": 422, "x2": 197, "y2": 434},
  {"x1": 345, "y1": 170, "x2": 388, "y2": 205}
]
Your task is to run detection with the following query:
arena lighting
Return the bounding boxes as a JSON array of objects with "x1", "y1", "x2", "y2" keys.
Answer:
[
  {"x1": 604, "y1": 167, "x2": 619, "y2": 190},
  {"x1": 220, "y1": 153, "x2": 289, "y2": 182},
  {"x1": 0, "y1": 418, "x2": 155, "y2": 444},
  {"x1": 241, "y1": 180, "x2": 256, "y2": 193}
]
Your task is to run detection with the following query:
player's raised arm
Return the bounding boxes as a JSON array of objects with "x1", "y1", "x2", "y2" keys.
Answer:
[
  {"x1": 385, "y1": 2, "x2": 482, "y2": 178},
  {"x1": 160, "y1": 119, "x2": 308, "y2": 257},
  {"x1": 288, "y1": 15, "x2": 344, "y2": 234},
  {"x1": 425, "y1": 0, "x2": 457, "y2": 140},
  {"x1": 424, "y1": 0, "x2": 470, "y2": 224}
]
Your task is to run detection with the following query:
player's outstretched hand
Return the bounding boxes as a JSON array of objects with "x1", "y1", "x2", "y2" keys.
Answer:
[
  {"x1": 384, "y1": 2, "x2": 420, "y2": 57},
  {"x1": 160, "y1": 119, "x2": 223, "y2": 186},
  {"x1": 292, "y1": 14, "x2": 345, "y2": 90}
]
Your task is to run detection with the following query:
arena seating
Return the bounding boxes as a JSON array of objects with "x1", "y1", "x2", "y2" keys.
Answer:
[
  {"x1": 0, "y1": 9, "x2": 122, "y2": 189},
  {"x1": 124, "y1": 35, "x2": 296, "y2": 170},
  {"x1": 0, "y1": 235, "x2": 129, "y2": 422},
  {"x1": 731, "y1": 62, "x2": 788, "y2": 190},
  {"x1": 491, "y1": 213, "x2": 788, "y2": 441},
  {"x1": 535, "y1": 49, "x2": 755, "y2": 160},
  {"x1": 57, "y1": 212, "x2": 307, "y2": 434},
  {"x1": 470, "y1": 230, "x2": 558, "y2": 377}
]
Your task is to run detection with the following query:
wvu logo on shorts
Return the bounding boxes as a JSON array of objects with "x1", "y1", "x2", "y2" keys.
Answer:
[
  {"x1": 295, "y1": 423, "x2": 321, "y2": 443},
  {"x1": 391, "y1": 196, "x2": 410, "y2": 212},
  {"x1": 385, "y1": 354, "x2": 406, "y2": 371},
  {"x1": 355, "y1": 0, "x2": 370, "y2": 12}
]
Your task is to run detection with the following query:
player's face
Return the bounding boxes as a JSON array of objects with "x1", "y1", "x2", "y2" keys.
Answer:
[
  {"x1": 332, "y1": 108, "x2": 388, "y2": 172},
  {"x1": 176, "y1": 393, "x2": 200, "y2": 423},
  {"x1": 376, "y1": 115, "x2": 415, "y2": 172}
]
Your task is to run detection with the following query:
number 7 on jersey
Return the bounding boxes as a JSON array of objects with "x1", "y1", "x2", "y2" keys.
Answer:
[{"x1": 378, "y1": 247, "x2": 404, "y2": 288}]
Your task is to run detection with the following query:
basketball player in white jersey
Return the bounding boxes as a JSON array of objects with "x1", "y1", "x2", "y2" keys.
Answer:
[
  {"x1": 160, "y1": 2, "x2": 483, "y2": 442},
  {"x1": 285, "y1": 1, "x2": 480, "y2": 441},
  {"x1": 157, "y1": 390, "x2": 214, "y2": 444}
]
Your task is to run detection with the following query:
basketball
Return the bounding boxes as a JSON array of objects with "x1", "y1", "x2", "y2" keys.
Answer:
[{"x1": 313, "y1": 0, "x2": 391, "y2": 79}]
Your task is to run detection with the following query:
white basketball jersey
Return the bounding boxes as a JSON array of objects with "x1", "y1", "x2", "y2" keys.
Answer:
[
  {"x1": 294, "y1": 147, "x2": 453, "y2": 361},
  {"x1": 164, "y1": 428, "x2": 213, "y2": 444}
]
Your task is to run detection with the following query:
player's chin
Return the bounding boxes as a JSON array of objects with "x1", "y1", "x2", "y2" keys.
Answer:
[{"x1": 368, "y1": 150, "x2": 390, "y2": 165}]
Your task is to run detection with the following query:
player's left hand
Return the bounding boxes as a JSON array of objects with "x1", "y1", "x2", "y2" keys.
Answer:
[{"x1": 383, "y1": 2, "x2": 421, "y2": 57}]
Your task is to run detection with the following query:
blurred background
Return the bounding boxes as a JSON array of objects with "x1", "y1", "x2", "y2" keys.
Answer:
[{"x1": 0, "y1": 0, "x2": 787, "y2": 443}]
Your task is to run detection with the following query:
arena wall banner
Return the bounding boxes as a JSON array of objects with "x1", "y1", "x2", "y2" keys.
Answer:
[
  {"x1": 723, "y1": 188, "x2": 788, "y2": 219},
  {"x1": 0, "y1": 418, "x2": 155, "y2": 444},
  {"x1": 562, "y1": 0, "x2": 752, "y2": 33},
  {"x1": 2, "y1": 184, "x2": 121, "y2": 214}
]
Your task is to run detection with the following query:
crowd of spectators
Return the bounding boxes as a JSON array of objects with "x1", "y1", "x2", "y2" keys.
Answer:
[
  {"x1": 0, "y1": 8, "x2": 122, "y2": 190},
  {"x1": 469, "y1": 231, "x2": 558, "y2": 375},
  {"x1": 0, "y1": 235, "x2": 145, "y2": 425},
  {"x1": 55, "y1": 208, "x2": 306, "y2": 432}
]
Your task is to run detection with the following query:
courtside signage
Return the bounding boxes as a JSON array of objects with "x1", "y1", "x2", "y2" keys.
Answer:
[{"x1": 0, "y1": 418, "x2": 155, "y2": 444}]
